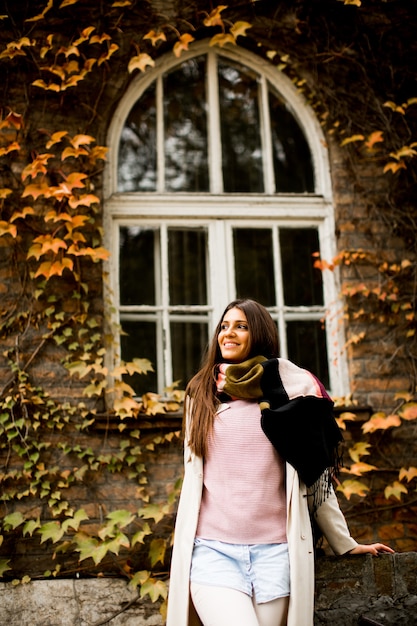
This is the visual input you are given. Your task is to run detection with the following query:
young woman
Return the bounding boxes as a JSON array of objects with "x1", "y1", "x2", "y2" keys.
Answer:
[{"x1": 167, "y1": 299, "x2": 393, "y2": 626}]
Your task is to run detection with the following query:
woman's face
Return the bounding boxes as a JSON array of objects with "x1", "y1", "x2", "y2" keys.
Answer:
[{"x1": 218, "y1": 307, "x2": 251, "y2": 363}]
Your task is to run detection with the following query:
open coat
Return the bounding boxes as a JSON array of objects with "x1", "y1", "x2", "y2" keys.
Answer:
[{"x1": 166, "y1": 402, "x2": 358, "y2": 626}]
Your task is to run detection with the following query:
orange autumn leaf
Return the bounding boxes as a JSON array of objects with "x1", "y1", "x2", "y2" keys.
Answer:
[
  {"x1": 28, "y1": 234, "x2": 68, "y2": 258},
  {"x1": 21, "y1": 153, "x2": 55, "y2": 181},
  {"x1": 0, "y1": 111, "x2": 23, "y2": 130},
  {"x1": 209, "y1": 33, "x2": 236, "y2": 48},
  {"x1": 203, "y1": 6, "x2": 227, "y2": 28},
  {"x1": 399, "y1": 402, "x2": 417, "y2": 421},
  {"x1": 399, "y1": 466, "x2": 417, "y2": 482},
  {"x1": 173, "y1": 34, "x2": 195, "y2": 58},
  {"x1": 128, "y1": 53, "x2": 155, "y2": 73},
  {"x1": 340, "y1": 134, "x2": 365, "y2": 147},
  {"x1": 62, "y1": 146, "x2": 89, "y2": 160},
  {"x1": 335, "y1": 411, "x2": 356, "y2": 430},
  {"x1": 68, "y1": 194, "x2": 100, "y2": 209},
  {"x1": 45, "y1": 131, "x2": 68, "y2": 149},
  {"x1": 342, "y1": 461, "x2": 377, "y2": 476},
  {"x1": 348, "y1": 441, "x2": 371, "y2": 463},
  {"x1": 0, "y1": 221, "x2": 17, "y2": 238},
  {"x1": 0, "y1": 142, "x2": 21, "y2": 156},
  {"x1": 10, "y1": 206, "x2": 35, "y2": 222},
  {"x1": 22, "y1": 182, "x2": 52, "y2": 200},
  {"x1": 34, "y1": 257, "x2": 74, "y2": 279},
  {"x1": 362, "y1": 412, "x2": 401, "y2": 434},
  {"x1": 336, "y1": 479, "x2": 369, "y2": 500},
  {"x1": 365, "y1": 130, "x2": 384, "y2": 150},
  {"x1": 69, "y1": 134, "x2": 96, "y2": 149},
  {"x1": 98, "y1": 43, "x2": 119, "y2": 66},
  {"x1": 88, "y1": 145, "x2": 108, "y2": 164},
  {"x1": 0, "y1": 188, "x2": 13, "y2": 199},
  {"x1": 25, "y1": 0, "x2": 53, "y2": 22},
  {"x1": 143, "y1": 30, "x2": 167, "y2": 46}
]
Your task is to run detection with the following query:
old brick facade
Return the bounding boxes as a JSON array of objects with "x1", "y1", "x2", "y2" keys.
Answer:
[{"x1": 0, "y1": 0, "x2": 416, "y2": 613}]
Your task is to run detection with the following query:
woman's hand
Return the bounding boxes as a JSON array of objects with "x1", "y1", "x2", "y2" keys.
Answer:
[{"x1": 348, "y1": 543, "x2": 394, "y2": 556}]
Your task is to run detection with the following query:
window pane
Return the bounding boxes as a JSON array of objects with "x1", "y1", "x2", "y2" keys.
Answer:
[
  {"x1": 171, "y1": 321, "x2": 208, "y2": 389},
  {"x1": 119, "y1": 226, "x2": 157, "y2": 305},
  {"x1": 218, "y1": 61, "x2": 264, "y2": 193},
  {"x1": 269, "y1": 91, "x2": 314, "y2": 192},
  {"x1": 168, "y1": 228, "x2": 207, "y2": 305},
  {"x1": 120, "y1": 321, "x2": 157, "y2": 394},
  {"x1": 164, "y1": 57, "x2": 209, "y2": 192},
  {"x1": 233, "y1": 228, "x2": 275, "y2": 306},
  {"x1": 279, "y1": 228, "x2": 323, "y2": 306},
  {"x1": 118, "y1": 84, "x2": 156, "y2": 191},
  {"x1": 287, "y1": 320, "x2": 329, "y2": 388}
]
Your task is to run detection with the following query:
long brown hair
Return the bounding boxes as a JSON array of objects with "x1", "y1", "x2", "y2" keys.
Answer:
[{"x1": 185, "y1": 299, "x2": 280, "y2": 457}]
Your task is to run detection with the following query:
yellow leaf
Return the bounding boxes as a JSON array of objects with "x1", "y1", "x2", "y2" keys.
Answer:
[
  {"x1": 173, "y1": 34, "x2": 195, "y2": 58},
  {"x1": 348, "y1": 441, "x2": 371, "y2": 463},
  {"x1": 230, "y1": 21, "x2": 252, "y2": 39},
  {"x1": 340, "y1": 134, "x2": 365, "y2": 147},
  {"x1": 383, "y1": 160, "x2": 407, "y2": 174},
  {"x1": 25, "y1": 0, "x2": 53, "y2": 22},
  {"x1": 400, "y1": 402, "x2": 417, "y2": 421},
  {"x1": 143, "y1": 30, "x2": 167, "y2": 46},
  {"x1": 336, "y1": 479, "x2": 369, "y2": 500},
  {"x1": 10, "y1": 206, "x2": 35, "y2": 222},
  {"x1": 335, "y1": 411, "x2": 356, "y2": 430},
  {"x1": 112, "y1": 0, "x2": 131, "y2": 5},
  {"x1": 342, "y1": 0, "x2": 361, "y2": 5},
  {"x1": 384, "y1": 481, "x2": 408, "y2": 501},
  {"x1": 389, "y1": 145, "x2": 417, "y2": 160},
  {"x1": 383, "y1": 100, "x2": 406, "y2": 114},
  {"x1": 0, "y1": 111, "x2": 23, "y2": 130},
  {"x1": 100, "y1": 42, "x2": 119, "y2": 64},
  {"x1": 31, "y1": 234, "x2": 68, "y2": 255},
  {"x1": 0, "y1": 188, "x2": 13, "y2": 198},
  {"x1": 128, "y1": 53, "x2": 155, "y2": 73},
  {"x1": 399, "y1": 466, "x2": 417, "y2": 482},
  {"x1": 209, "y1": 33, "x2": 236, "y2": 48},
  {"x1": 203, "y1": 5, "x2": 227, "y2": 27},
  {"x1": 362, "y1": 412, "x2": 401, "y2": 433}
]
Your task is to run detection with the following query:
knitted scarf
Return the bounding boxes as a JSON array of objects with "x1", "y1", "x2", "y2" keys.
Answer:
[{"x1": 216, "y1": 355, "x2": 343, "y2": 510}]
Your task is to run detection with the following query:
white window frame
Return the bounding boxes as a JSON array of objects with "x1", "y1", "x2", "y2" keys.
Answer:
[{"x1": 103, "y1": 41, "x2": 349, "y2": 397}]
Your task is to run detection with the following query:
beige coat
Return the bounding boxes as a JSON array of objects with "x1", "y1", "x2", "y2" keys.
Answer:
[{"x1": 167, "y1": 406, "x2": 357, "y2": 626}]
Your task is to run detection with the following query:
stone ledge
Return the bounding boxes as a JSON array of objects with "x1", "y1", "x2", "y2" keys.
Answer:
[{"x1": 0, "y1": 552, "x2": 416, "y2": 625}]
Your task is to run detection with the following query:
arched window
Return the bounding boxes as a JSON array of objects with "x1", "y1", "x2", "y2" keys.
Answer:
[{"x1": 105, "y1": 43, "x2": 348, "y2": 397}]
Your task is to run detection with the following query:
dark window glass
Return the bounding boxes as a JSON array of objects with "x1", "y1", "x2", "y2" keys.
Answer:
[
  {"x1": 118, "y1": 84, "x2": 156, "y2": 192},
  {"x1": 279, "y1": 228, "x2": 323, "y2": 306},
  {"x1": 168, "y1": 228, "x2": 207, "y2": 305},
  {"x1": 269, "y1": 91, "x2": 314, "y2": 193},
  {"x1": 164, "y1": 57, "x2": 209, "y2": 192},
  {"x1": 119, "y1": 226, "x2": 157, "y2": 305},
  {"x1": 171, "y1": 320, "x2": 208, "y2": 388},
  {"x1": 120, "y1": 321, "x2": 157, "y2": 394},
  {"x1": 286, "y1": 320, "x2": 329, "y2": 388},
  {"x1": 233, "y1": 228, "x2": 275, "y2": 306},
  {"x1": 218, "y1": 60, "x2": 264, "y2": 193}
]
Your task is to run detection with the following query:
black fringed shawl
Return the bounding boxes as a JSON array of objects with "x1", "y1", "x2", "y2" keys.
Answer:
[{"x1": 216, "y1": 356, "x2": 343, "y2": 508}]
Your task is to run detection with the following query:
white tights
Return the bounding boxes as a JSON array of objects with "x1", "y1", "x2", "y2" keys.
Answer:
[{"x1": 190, "y1": 582, "x2": 289, "y2": 626}]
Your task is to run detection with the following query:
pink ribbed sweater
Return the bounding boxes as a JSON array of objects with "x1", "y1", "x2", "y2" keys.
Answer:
[{"x1": 196, "y1": 399, "x2": 287, "y2": 544}]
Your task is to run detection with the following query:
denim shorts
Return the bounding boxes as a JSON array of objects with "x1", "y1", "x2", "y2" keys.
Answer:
[{"x1": 190, "y1": 538, "x2": 290, "y2": 603}]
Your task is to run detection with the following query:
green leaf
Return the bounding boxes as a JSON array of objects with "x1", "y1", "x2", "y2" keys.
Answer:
[
  {"x1": 23, "y1": 519, "x2": 41, "y2": 537},
  {"x1": 0, "y1": 559, "x2": 11, "y2": 576},
  {"x1": 149, "y1": 538, "x2": 166, "y2": 567},
  {"x1": 106, "y1": 509, "x2": 135, "y2": 529},
  {"x1": 38, "y1": 521, "x2": 64, "y2": 544},
  {"x1": 140, "y1": 578, "x2": 168, "y2": 602},
  {"x1": 3, "y1": 511, "x2": 24, "y2": 530},
  {"x1": 62, "y1": 508, "x2": 89, "y2": 533}
]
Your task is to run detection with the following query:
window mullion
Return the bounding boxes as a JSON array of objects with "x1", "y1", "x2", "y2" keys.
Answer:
[
  {"x1": 156, "y1": 75, "x2": 165, "y2": 193},
  {"x1": 160, "y1": 225, "x2": 172, "y2": 388},
  {"x1": 207, "y1": 50, "x2": 223, "y2": 193},
  {"x1": 259, "y1": 75, "x2": 275, "y2": 194},
  {"x1": 273, "y1": 227, "x2": 287, "y2": 358}
]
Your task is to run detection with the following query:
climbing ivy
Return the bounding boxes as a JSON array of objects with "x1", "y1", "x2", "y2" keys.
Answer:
[{"x1": 0, "y1": 0, "x2": 416, "y2": 619}]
